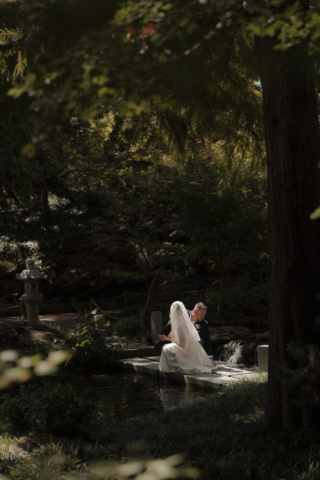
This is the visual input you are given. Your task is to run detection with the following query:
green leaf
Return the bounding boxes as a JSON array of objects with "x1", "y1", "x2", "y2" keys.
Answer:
[
  {"x1": 310, "y1": 206, "x2": 320, "y2": 219},
  {"x1": 21, "y1": 143, "x2": 36, "y2": 158}
]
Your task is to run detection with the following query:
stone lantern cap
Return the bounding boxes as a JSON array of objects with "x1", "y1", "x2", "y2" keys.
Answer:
[{"x1": 16, "y1": 259, "x2": 47, "y2": 281}]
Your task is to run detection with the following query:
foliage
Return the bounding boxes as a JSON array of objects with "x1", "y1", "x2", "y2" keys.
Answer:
[
  {"x1": 113, "y1": 316, "x2": 150, "y2": 340},
  {"x1": 0, "y1": 349, "x2": 70, "y2": 390},
  {"x1": 23, "y1": 341, "x2": 53, "y2": 358},
  {"x1": 86, "y1": 144, "x2": 267, "y2": 313},
  {"x1": 0, "y1": 381, "x2": 96, "y2": 436},
  {"x1": 0, "y1": 0, "x2": 269, "y2": 316},
  {"x1": 34, "y1": 260, "x2": 56, "y2": 284},
  {"x1": 205, "y1": 274, "x2": 267, "y2": 314},
  {"x1": 166, "y1": 147, "x2": 268, "y2": 313},
  {"x1": 0, "y1": 434, "x2": 79, "y2": 480},
  {"x1": 0, "y1": 373, "x2": 319, "y2": 479},
  {"x1": 70, "y1": 311, "x2": 121, "y2": 365},
  {"x1": 88, "y1": 374, "x2": 320, "y2": 480}
]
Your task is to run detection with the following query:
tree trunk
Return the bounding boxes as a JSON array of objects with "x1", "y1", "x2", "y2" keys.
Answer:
[
  {"x1": 40, "y1": 176, "x2": 51, "y2": 217},
  {"x1": 0, "y1": 169, "x2": 20, "y2": 207},
  {"x1": 39, "y1": 160, "x2": 51, "y2": 217},
  {"x1": 143, "y1": 265, "x2": 163, "y2": 316},
  {"x1": 217, "y1": 267, "x2": 227, "y2": 315},
  {"x1": 255, "y1": 3, "x2": 320, "y2": 428}
]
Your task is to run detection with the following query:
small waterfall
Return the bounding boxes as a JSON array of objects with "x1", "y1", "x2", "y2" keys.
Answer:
[
  {"x1": 228, "y1": 342, "x2": 244, "y2": 364},
  {"x1": 215, "y1": 341, "x2": 256, "y2": 365}
]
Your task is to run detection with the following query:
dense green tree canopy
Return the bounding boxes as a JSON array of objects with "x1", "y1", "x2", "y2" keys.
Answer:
[{"x1": 2, "y1": 0, "x2": 320, "y2": 430}]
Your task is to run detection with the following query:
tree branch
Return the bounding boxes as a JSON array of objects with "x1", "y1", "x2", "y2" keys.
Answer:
[{"x1": 0, "y1": 38, "x2": 23, "y2": 52}]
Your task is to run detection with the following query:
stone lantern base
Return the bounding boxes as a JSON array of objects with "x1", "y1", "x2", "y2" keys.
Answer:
[
  {"x1": 20, "y1": 295, "x2": 43, "y2": 326},
  {"x1": 16, "y1": 259, "x2": 47, "y2": 326}
]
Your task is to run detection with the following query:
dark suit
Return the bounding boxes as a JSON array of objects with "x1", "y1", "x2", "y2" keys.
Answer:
[{"x1": 154, "y1": 311, "x2": 213, "y2": 357}]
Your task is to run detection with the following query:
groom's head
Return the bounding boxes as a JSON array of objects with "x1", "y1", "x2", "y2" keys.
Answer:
[{"x1": 194, "y1": 302, "x2": 207, "y2": 322}]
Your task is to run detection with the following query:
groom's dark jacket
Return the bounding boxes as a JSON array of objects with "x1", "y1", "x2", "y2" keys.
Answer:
[{"x1": 160, "y1": 310, "x2": 214, "y2": 357}]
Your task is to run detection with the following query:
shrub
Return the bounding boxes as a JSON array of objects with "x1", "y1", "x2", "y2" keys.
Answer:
[
  {"x1": 70, "y1": 311, "x2": 115, "y2": 364},
  {"x1": 0, "y1": 381, "x2": 96, "y2": 436},
  {"x1": 113, "y1": 317, "x2": 142, "y2": 337},
  {"x1": 113, "y1": 315, "x2": 152, "y2": 343}
]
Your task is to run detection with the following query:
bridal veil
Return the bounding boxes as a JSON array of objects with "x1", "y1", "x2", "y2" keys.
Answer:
[
  {"x1": 159, "y1": 301, "x2": 213, "y2": 374},
  {"x1": 170, "y1": 301, "x2": 200, "y2": 349}
]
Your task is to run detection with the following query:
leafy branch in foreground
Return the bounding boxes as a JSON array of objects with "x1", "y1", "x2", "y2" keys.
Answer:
[{"x1": 0, "y1": 349, "x2": 71, "y2": 390}]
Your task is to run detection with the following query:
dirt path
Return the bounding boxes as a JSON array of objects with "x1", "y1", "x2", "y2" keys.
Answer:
[{"x1": 39, "y1": 313, "x2": 81, "y2": 331}]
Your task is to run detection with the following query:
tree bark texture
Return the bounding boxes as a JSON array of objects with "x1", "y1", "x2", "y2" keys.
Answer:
[
  {"x1": 143, "y1": 265, "x2": 163, "y2": 316},
  {"x1": 39, "y1": 159, "x2": 51, "y2": 218},
  {"x1": 255, "y1": 4, "x2": 320, "y2": 428},
  {"x1": 0, "y1": 169, "x2": 20, "y2": 207},
  {"x1": 40, "y1": 176, "x2": 51, "y2": 218}
]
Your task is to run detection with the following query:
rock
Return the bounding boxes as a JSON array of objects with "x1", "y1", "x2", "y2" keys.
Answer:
[
  {"x1": 256, "y1": 332, "x2": 269, "y2": 341},
  {"x1": 229, "y1": 316, "x2": 269, "y2": 328},
  {"x1": 209, "y1": 326, "x2": 255, "y2": 346},
  {"x1": 209, "y1": 333, "x2": 233, "y2": 347},
  {"x1": 206, "y1": 315, "x2": 229, "y2": 326},
  {"x1": 8, "y1": 437, "x2": 40, "y2": 456}
]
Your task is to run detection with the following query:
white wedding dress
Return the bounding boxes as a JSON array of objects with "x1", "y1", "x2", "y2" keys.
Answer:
[{"x1": 159, "y1": 301, "x2": 214, "y2": 375}]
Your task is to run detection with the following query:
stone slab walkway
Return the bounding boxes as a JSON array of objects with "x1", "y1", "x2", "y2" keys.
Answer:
[{"x1": 115, "y1": 356, "x2": 255, "y2": 390}]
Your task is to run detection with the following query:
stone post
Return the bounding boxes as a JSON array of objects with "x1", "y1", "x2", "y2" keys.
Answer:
[
  {"x1": 93, "y1": 310, "x2": 107, "y2": 349},
  {"x1": 258, "y1": 345, "x2": 269, "y2": 373},
  {"x1": 151, "y1": 311, "x2": 162, "y2": 342},
  {"x1": 16, "y1": 259, "x2": 47, "y2": 326}
]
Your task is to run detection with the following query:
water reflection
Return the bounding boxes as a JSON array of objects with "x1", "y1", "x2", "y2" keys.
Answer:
[
  {"x1": 159, "y1": 387, "x2": 206, "y2": 410},
  {"x1": 74, "y1": 373, "x2": 212, "y2": 421}
]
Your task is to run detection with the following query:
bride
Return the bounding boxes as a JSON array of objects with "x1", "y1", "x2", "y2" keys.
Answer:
[{"x1": 159, "y1": 301, "x2": 216, "y2": 374}]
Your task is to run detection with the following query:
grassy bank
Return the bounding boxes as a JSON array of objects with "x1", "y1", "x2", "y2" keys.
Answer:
[
  {"x1": 0, "y1": 374, "x2": 319, "y2": 479},
  {"x1": 94, "y1": 375, "x2": 317, "y2": 480}
]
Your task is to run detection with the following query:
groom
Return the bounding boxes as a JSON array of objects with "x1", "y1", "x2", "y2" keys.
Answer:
[{"x1": 154, "y1": 302, "x2": 216, "y2": 365}]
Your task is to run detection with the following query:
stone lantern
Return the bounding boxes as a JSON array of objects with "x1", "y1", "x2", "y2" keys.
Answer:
[{"x1": 16, "y1": 259, "x2": 47, "y2": 325}]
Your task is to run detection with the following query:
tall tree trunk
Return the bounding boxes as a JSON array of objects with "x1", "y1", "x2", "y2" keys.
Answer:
[
  {"x1": 40, "y1": 175, "x2": 51, "y2": 217},
  {"x1": 143, "y1": 265, "x2": 163, "y2": 316},
  {"x1": 217, "y1": 267, "x2": 227, "y2": 315},
  {"x1": 255, "y1": 3, "x2": 320, "y2": 428},
  {"x1": 0, "y1": 169, "x2": 20, "y2": 207},
  {"x1": 39, "y1": 159, "x2": 51, "y2": 218}
]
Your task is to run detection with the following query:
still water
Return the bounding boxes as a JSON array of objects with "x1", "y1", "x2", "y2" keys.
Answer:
[{"x1": 75, "y1": 373, "x2": 212, "y2": 421}]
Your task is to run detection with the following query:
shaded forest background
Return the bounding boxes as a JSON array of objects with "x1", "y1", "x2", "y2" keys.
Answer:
[
  {"x1": 0, "y1": 0, "x2": 269, "y2": 316},
  {"x1": 2, "y1": 0, "x2": 320, "y2": 438}
]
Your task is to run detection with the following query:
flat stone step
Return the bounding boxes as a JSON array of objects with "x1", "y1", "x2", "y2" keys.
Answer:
[
  {"x1": 105, "y1": 337, "x2": 158, "y2": 358},
  {"x1": 113, "y1": 347, "x2": 158, "y2": 359},
  {"x1": 115, "y1": 357, "x2": 255, "y2": 390}
]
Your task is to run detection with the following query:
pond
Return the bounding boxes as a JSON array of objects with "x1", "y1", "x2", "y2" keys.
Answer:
[{"x1": 75, "y1": 373, "x2": 214, "y2": 421}]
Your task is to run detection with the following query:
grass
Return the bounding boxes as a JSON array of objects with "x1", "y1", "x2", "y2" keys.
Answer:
[
  {"x1": 0, "y1": 374, "x2": 319, "y2": 479},
  {"x1": 0, "y1": 434, "x2": 80, "y2": 479},
  {"x1": 90, "y1": 374, "x2": 319, "y2": 480}
]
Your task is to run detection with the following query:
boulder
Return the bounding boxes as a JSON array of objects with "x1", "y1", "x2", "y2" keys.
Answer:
[
  {"x1": 209, "y1": 326, "x2": 255, "y2": 346},
  {"x1": 8, "y1": 437, "x2": 40, "y2": 456},
  {"x1": 256, "y1": 332, "x2": 269, "y2": 341}
]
